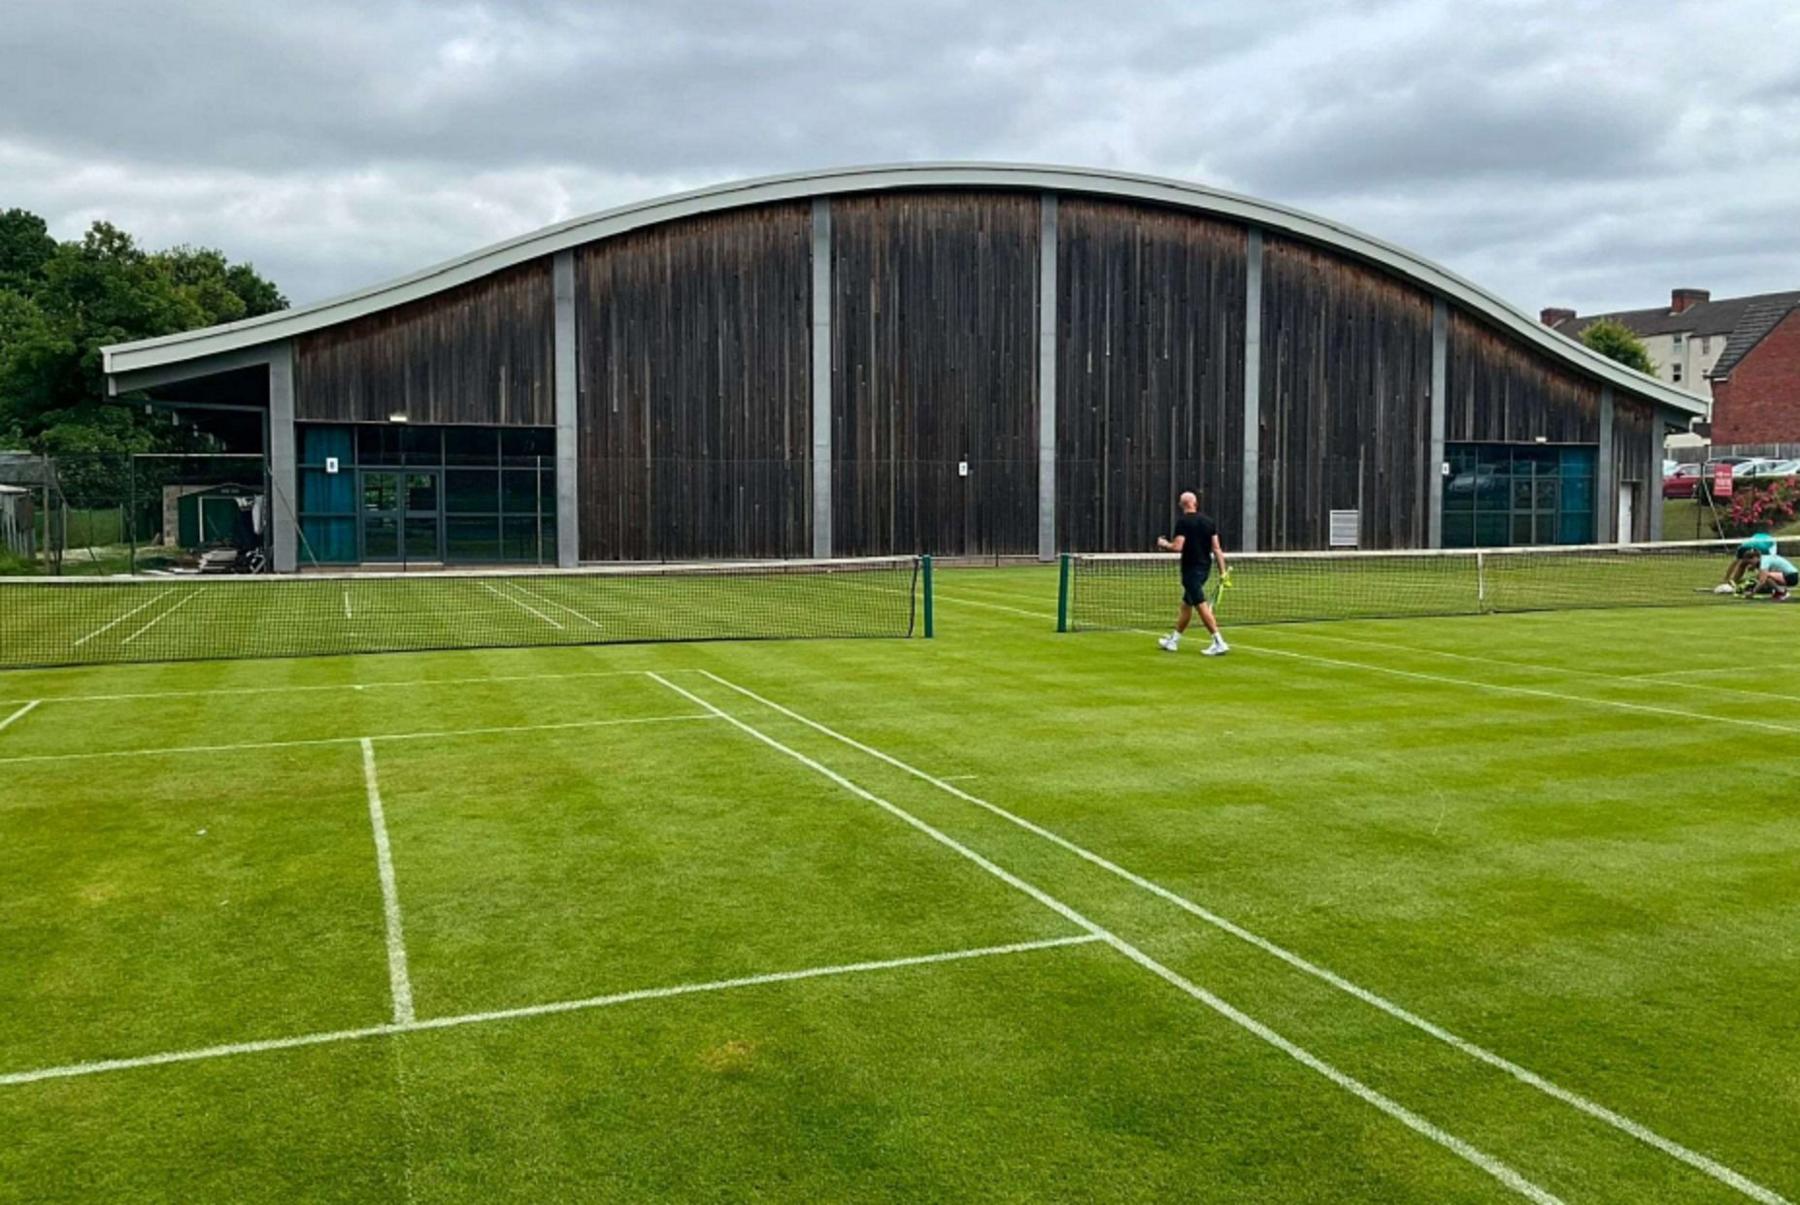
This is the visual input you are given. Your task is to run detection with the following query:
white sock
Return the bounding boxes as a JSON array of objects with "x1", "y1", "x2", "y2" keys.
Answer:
[{"x1": 1211, "y1": 632, "x2": 1226, "y2": 646}]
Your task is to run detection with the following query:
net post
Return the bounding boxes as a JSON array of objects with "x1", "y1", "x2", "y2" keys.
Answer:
[
  {"x1": 921, "y1": 554, "x2": 934, "y2": 638},
  {"x1": 1057, "y1": 553, "x2": 1071, "y2": 632}
]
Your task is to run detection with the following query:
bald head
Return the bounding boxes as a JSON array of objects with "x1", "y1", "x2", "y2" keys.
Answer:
[{"x1": 1179, "y1": 491, "x2": 1198, "y2": 513}]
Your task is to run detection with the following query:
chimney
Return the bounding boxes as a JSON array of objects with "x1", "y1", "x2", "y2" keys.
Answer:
[
  {"x1": 1670, "y1": 288, "x2": 1710, "y2": 314},
  {"x1": 1540, "y1": 307, "x2": 1576, "y2": 327}
]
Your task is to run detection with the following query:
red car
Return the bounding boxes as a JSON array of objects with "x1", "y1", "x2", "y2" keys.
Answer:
[{"x1": 1662, "y1": 463, "x2": 1703, "y2": 498}]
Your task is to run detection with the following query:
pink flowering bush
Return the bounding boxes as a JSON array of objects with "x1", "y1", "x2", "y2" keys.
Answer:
[{"x1": 1722, "y1": 476, "x2": 1800, "y2": 537}]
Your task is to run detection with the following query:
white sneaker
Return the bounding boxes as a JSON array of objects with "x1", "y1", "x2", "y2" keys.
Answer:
[
  {"x1": 1202, "y1": 639, "x2": 1229, "y2": 657},
  {"x1": 1713, "y1": 583, "x2": 1737, "y2": 595},
  {"x1": 1157, "y1": 634, "x2": 1178, "y2": 652}
]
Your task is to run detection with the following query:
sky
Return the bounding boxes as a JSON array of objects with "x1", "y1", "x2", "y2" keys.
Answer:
[{"x1": 2, "y1": 0, "x2": 1796, "y2": 315}]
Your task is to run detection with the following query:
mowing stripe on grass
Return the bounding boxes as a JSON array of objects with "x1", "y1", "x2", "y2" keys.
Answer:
[
  {"x1": 1273, "y1": 628, "x2": 1800, "y2": 705},
  {"x1": 360, "y1": 739, "x2": 415, "y2": 1025},
  {"x1": 647, "y1": 672, "x2": 1559, "y2": 1204},
  {"x1": 119, "y1": 591, "x2": 198, "y2": 646},
  {"x1": 935, "y1": 592, "x2": 1054, "y2": 621},
  {"x1": 0, "y1": 935, "x2": 1099, "y2": 1088},
  {"x1": 0, "y1": 700, "x2": 39, "y2": 734},
  {"x1": 0, "y1": 712, "x2": 719, "y2": 766},
  {"x1": 70, "y1": 589, "x2": 174, "y2": 647},
  {"x1": 4, "y1": 669, "x2": 656, "y2": 707},
  {"x1": 1239, "y1": 641, "x2": 1800, "y2": 737},
  {"x1": 481, "y1": 581, "x2": 563, "y2": 629},
  {"x1": 692, "y1": 669, "x2": 1788, "y2": 1205}
]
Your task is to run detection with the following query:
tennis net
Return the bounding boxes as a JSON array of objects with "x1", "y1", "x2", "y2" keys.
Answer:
[
  {"x1": 1058, "y1": 539, "x2": 1769, "y2": 632},
  {"x1": 0, "y1": 556, "x2": 926, "y2": 670}
]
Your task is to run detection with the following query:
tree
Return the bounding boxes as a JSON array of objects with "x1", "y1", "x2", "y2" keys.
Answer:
[
  {"x1": 0, "y1": 210, "x2": 286, "y2": 447},
  {"x1": 1580, "y1": 318, "x2": 1657, "y2": 376}
]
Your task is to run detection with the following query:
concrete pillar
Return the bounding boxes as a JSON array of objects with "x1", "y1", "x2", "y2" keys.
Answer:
[
  {"x1": 268, "y1": 341, "x2": 297, "y2": 573},
  {"x1": 1428, "y1": 299, "x2": 1448, "y2": 547},
  {"x1": 1597, "y1": 385, "x2": 1615, "y2": 542},
  {"x1": 1037, "y1": 193, "x2": 1058, "y2": 561},
  {"x1": 1240, "y1": 228, "x2": 1263, "y2": 551},
  {"x1": 811, "y1": 198, "x2": 833, "y2": 559},
  {"x1": 552, "y1": 250, "x2": 580, "y2": 567}
]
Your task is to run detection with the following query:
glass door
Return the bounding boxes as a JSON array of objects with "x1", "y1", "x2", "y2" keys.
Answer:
[
  {"x1": 403, "y1": 471, "x2": 441, "y2": 563},
  {"x1": 361, "y1": 469, "x2": 442, "y2": 562},
  {"x1": 361, "y1": 470, "x2": 401, "y2": 561}
]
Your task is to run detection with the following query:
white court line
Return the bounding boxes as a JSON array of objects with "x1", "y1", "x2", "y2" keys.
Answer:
[
  {"x1": 692, "y1": 670, "x2": 1788, "y2": 1205},
  {"x1": 1272, "y1": 628, "x2": 1800, "y2": 705},
  {"x1": 1, "y1": 669, "x2": 655, "y2": 708},
  {"x1": 0, "y1": 935, "x2": 1099, "y2": 1088},
  {"x1": 119, "y1": 592, "x2": 197, "y2": 645},
  {"x1": 481, "y1": 581, "x2": 563, "y2": 629},
  {"x1": 647, "y1": 672, "x2": 1557, "y2": 1204},
  {"x1": 70, "y1": 589, "x2": 174, "y2": 647},
  {"x1": 0, "y1": 713, "x2": 718, "y2": 767},
  {"x1": 508, "y1": 581, "x2": 604, "y2": 629},
  {"x1": 0, "y1": 700, "x2": 40, "y2": 733},
  {"x1": 1237, "y1": 641, "x2": 1800, "y2": 737},
  {"x1": 360, "y1": 740, "x2": 415, "y2": 1025},
  {"x1": 934, "y1": 592, "x2": 1053, "y2": 621}
]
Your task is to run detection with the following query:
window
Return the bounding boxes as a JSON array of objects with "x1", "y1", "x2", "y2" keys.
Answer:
[
  {"x1": 1673, "y1": 363, "x2": 1684, "y2": 383},
  {"x1": 297, "y1": 423, "x2": 555, "y2": 564},
  {"x1": 1442, "y1": 443, "x2": 1595, "y2": 548}
]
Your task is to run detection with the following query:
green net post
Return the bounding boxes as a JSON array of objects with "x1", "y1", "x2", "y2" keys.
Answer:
[
  {"x1": 1056, "y1": 554, "x2": 1071, "y2": 632},
  {"x1": 921, "y1": 554, "x2": 934, "y2": 638}
]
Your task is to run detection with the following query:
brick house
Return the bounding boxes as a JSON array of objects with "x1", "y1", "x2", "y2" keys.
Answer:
[
  {"x1": 1706, "y1": 298, "x2": 1800, "y2": 443},
  {"x1": 1540, "y1": 288, "x2": 1800, "y2": 442}
]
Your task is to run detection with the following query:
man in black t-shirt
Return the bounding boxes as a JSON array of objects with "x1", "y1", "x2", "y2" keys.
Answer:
[{"x1": 1154, "y1": 491, "x2": 1229, "y2": 655}]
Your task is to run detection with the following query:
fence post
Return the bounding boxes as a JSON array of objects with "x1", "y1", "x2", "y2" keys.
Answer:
[
  {"x1": 921, "y1": 554, "x2": 934, "y2": 639},
  {"x1": 128, "y1": 454, "x2": 137, "y2": 575},
  {"x1": 1056, "y1": 554, "x2": 1071, "y2": 632}
]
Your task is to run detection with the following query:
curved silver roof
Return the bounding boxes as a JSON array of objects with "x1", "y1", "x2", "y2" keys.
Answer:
[{"x1": 101, "y1": 162, "x2": 1701, "y2": 415}]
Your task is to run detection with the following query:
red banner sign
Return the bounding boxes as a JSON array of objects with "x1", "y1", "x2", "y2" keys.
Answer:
[{"x1": 1712, "y1": 464, "x2": 1735, "y2": 499}]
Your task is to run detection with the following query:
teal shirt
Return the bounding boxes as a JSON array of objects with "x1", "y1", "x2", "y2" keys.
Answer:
[
  {"x1": 1761, "y1": 553, "x2": 1796, "y2": 576},
  {"x1": 1740, "y1": 532, "x2": 1777, "y2": 557}
]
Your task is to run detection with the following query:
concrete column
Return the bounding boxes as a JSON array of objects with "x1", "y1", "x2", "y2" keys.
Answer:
[
  {"x1": 1240, "y1": 228, "x2": 1263, "y2": 551},
  {"x1": 1428, "y1": 299, "x2": 1448, "y2": 547},
  {"x1": 1037, "y1": 193, "x2": 1058, "y2": 561},
  {"x1": 1597, "y1": 385, "x2": 1615, "y2": 542},
  {"x1": 811, "y1": 198, "x2": 833, "y2": 559},
  {"x1": 268, "y1": 340, "x2": 298, "y2": 572},
  {"x1": 552, "y1": 250, "x2": 580, "y2": 567}
]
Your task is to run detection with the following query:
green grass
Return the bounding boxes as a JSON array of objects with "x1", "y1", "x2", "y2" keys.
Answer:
[{"x1": 2, "y1": 567, "x2": 1797, "y2": 1201}]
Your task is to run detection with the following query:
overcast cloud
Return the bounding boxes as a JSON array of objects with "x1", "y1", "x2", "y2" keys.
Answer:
[{"x1": 3, "y1": 0, "x2": 1795, "y2": 313}]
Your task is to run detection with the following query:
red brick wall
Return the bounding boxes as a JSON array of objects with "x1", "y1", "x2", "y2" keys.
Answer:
[{"x1": 1711, "y1": 310, "x2": 1800, "y2": 443}]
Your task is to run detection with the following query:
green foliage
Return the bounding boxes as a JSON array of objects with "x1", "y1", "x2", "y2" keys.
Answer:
[
  {"x1": 1580, "y1": 318, "x2": 1657, "y2": 376},
  {"x1": 0, "y1": 210, "x2": 286, "y2": 449}
]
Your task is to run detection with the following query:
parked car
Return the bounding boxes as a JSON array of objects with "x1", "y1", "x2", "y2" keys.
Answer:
[
  {"x1": 1662, "y1": 463, "x2": 1703, "y2": 498},
  {"x1": 1743, "y1": 458, "x2": 1800, "y2": 480}
]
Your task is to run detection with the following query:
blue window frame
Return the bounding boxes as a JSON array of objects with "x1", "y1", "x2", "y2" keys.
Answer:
[{"x1": 1441, "y1": 443, "x2": 1596, "y2": 548}]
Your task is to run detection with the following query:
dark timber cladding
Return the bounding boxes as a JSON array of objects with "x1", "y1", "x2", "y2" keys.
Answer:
[
  {"x1": 1055, "y1": 199, "x2": 1247, "y2": 551},
  {"x1": 830, "y1": 191, "x2": 1039, "y2": 557},
  {"x1": 1258, "y1": 236, "x2": 1434, "y2": 550},
  {"x1": 294, "y1": 260, "x2": 553, "y2": 424},
  {"x1": 1611, "y1": 396, "x2": 1656, "y2": 541},
  {"x1": 575, "y1": 204, "x2": 811, "y2": 560},
  {"x1": 1445, "y1": 309, "x2": 1600, "y2": 443}
]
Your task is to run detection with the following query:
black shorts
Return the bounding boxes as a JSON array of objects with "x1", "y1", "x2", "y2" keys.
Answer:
[
  {"x1": 1784, "y1": 571, "x2": 1798, "y2": 588},
  {"x1": 1181, "y1": 566, "x2": 1211, "y2": 607}
]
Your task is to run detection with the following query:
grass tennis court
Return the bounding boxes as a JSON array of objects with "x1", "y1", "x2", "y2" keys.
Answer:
[{"x1": 3, "y1": 565, "x2": 1797, "y2": 1201}]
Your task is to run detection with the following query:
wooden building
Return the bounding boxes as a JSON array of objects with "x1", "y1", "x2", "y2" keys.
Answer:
[{"x1": 102, "y1": 165, "x2": 1702, "y2": 570}]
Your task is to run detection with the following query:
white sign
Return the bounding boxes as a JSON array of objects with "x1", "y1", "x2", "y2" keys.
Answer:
[
  {"x1": 958, "y1": 460, "x2": 970, "y2": 478},
  {"x1": 325, "y1": 457, "x2": 340, "y2": 475}
]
